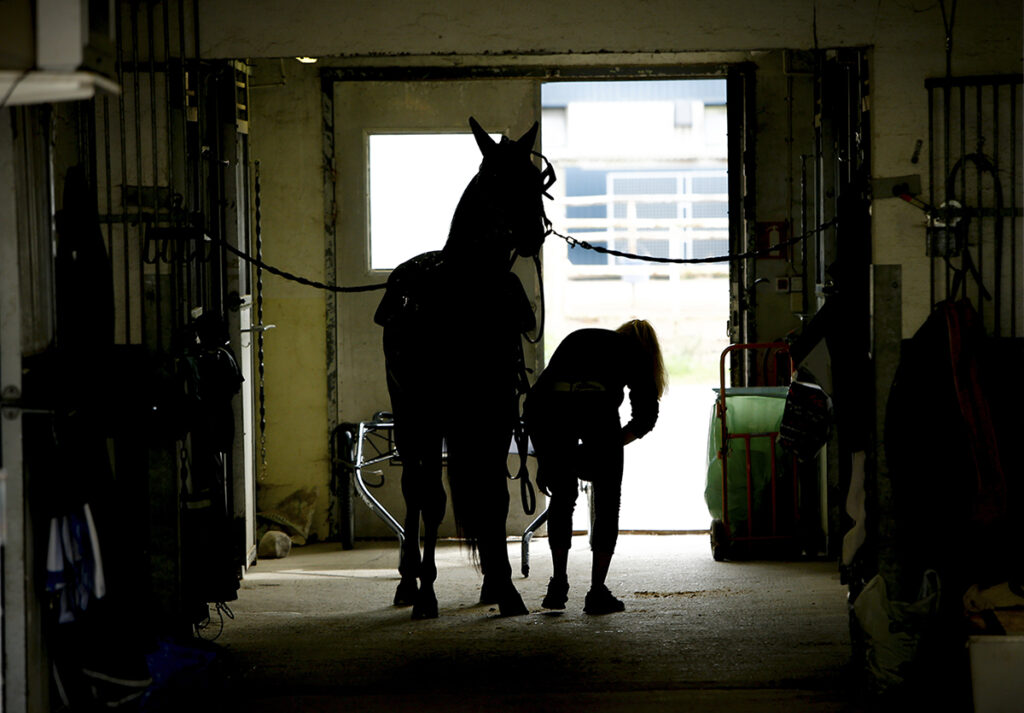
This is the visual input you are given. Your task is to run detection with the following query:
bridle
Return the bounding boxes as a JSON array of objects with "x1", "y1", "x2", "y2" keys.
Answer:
[
  {"x1": 518, "y1": 150, "x2": 555, "y2": 344},
  {"x1": 533, "y1": 150, "x2": 557, "y2": 200},
  {"x1": 507, "y1": 150, "x2": 556, "y2": 514}
]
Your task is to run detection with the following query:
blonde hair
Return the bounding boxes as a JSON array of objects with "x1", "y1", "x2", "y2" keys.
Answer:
[{"x1": 615, "y1": 319, "x2": 667, "y2": 399}]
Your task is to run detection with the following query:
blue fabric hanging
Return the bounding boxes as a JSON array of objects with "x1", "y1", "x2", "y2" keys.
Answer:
[{"x1": 46, "y1": 504, "x2": 107, "y2": 623}]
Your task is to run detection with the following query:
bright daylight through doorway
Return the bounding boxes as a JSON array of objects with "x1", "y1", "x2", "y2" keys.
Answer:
[
  {"x1": 366, "y1": 80, "x2": 730, "y2": 533},
  {"x1": 540, "y1": 79, "x2": 730, "y2": 532}
]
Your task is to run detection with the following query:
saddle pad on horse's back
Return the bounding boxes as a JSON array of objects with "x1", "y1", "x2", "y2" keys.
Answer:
[{"x1": 373, "y1": 251, "x2": 447, "y2": 328}]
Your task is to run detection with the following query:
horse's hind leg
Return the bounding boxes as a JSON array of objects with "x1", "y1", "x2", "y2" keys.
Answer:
[
  {"x1": 413, "y1": 467, "x2": 446, "y2": 619},
  {"x1": 394, "y1": 492, "x2": 420, "y2": 607},
  {"x1": 384, "y1": 333, "x2": 446, "y2": 617},
  {"x1": 394, "y1": 438, "x2": 445, "y2": 619},
  {"x1": 389, "y1": 428, "x2": 442, "y2": 618},
  {"x1": 390, "y1": 410, "x2": 423, "y2": 607}
]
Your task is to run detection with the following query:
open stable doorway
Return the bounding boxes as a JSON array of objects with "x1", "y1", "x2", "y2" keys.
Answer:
[
  {"x1": 539, "y1": 79, "x2": 731, "y2": 532},
  {"x1": 328, "y1": 72, "x2": 744, "y2": 541}
]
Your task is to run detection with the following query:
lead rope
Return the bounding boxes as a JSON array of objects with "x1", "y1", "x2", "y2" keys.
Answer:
[{"x1": 510, "y1": 335, "x2": 536, "y2": 515}]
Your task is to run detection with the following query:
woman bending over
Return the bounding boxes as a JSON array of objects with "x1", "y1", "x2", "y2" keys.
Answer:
[{"x1": 524, "y1": 319, "x2": 666, "y2": 614}]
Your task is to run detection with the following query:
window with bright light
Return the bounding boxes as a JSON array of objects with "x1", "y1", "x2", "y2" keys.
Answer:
[{"x1": 368, "y1": 133, "x2": 495, "y2": 271}]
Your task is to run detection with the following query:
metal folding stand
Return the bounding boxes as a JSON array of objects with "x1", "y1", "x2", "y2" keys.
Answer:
[
  {"x1": 339, "y1": 412, "x2": 546, "y2": 576},
  {"x1": 520, "y1": 508, "x2": 548, "y2": 577},
  {"x1": 343, "y1": 412, "x2": 406, "y2": 550}
]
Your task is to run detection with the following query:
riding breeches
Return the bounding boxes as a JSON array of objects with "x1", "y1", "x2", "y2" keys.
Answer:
[{"x1": 525, "y1": 391, "x2": 624, "y2": 553}]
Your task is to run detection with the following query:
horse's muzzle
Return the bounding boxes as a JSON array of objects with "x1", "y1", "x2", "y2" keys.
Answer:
[{"x1": 515, "y1": 217, "x2": 550, "y2": 258}]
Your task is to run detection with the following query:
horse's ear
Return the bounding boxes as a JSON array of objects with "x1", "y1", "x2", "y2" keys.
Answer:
[
  {"x1": 515, "y1": 121, "x2": 540, "y2": 151},
  {"x1": 469, "y1": 117, "x2": 496, "y2": 155}
]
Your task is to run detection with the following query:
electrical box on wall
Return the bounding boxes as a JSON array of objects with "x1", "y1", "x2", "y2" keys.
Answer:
[{"x1": 36, "y1": 0, "x2": 116, "y2": 77}]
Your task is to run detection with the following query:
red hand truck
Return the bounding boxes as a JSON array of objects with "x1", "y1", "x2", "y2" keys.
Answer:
[{"x1": 708, "y1": 342, "x2": 801, "y2": 561}]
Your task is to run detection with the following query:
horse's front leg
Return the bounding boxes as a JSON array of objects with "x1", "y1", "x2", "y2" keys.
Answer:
[{"x1": 477, "y1": 476, "x2": 528, "y2": 617}]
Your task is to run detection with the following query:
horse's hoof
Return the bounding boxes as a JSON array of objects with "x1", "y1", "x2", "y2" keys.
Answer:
[
  {"x1": 394, "y1": 579, "x2": 418, "y2": 607},
  {"x1": 412, "y1": 594, "x2": 439, "y2": 620},
  {"x1": 498, "y1": 588, "x2": 529, "y2": 617}
]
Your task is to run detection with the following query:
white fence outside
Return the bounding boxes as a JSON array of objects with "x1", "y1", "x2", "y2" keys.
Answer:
[{"x1": 555, "y1": 169, "x2": 730, "y2": 279}]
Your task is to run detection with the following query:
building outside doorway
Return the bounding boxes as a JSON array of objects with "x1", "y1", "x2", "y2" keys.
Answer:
[{"x1": 540, "y1": 79, "x2": 730, "y2": 532}]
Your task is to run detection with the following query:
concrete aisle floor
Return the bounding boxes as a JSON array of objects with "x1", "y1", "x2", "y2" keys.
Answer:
[{"x1": 206, "y1": 534, "x2": 866, "y2": 713}]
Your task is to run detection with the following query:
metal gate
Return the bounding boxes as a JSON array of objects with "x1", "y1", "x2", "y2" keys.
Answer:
[
  {"x1": 926, "y1": 74, "x2": 1023, "y2": 337},
  {"x1": 54, "y1": 0, "x2": 255, "y2": 634},
  {"x1": 96, "y1": 0, "x2": 256, "y2": 597}
]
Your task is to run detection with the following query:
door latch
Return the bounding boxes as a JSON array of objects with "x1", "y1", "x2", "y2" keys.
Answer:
[{"x1": 1, "y1": 386, "x2": 54, "y2": 419}]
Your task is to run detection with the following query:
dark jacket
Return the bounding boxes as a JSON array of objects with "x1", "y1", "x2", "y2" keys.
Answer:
[{"x1": 530, "y1": 328, "x2": 659, "y2": 439}]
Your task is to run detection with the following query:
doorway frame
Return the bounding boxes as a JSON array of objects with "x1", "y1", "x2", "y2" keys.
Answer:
[{"x1": 319, "y1": 61, "x2": 757, "y2": 540}]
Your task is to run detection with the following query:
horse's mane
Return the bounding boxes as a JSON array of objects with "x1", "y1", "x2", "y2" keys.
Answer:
[{"x1": 444, "y1": 175, "x2": 488, "y2": 258}]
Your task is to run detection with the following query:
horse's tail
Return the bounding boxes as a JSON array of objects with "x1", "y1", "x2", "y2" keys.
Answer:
[
  {"x1": 446, "y1": 467, "x2": 483, "y2": 567},
  {"x1": 447, "y1": 432, "x2": 520, "y2": 570},
  {"x1": 447, "y1": 375, "x2": 534, "y2": 568}
]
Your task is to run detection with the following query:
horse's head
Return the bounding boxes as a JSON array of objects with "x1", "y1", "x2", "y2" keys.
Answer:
[{"x1": 445, "y1": 117, "x2": 554, "y2": 266}]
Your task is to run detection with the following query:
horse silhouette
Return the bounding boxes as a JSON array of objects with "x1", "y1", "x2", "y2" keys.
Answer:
[{"x1": 373, "y1": 117, "x2": 552, "y2": 618}]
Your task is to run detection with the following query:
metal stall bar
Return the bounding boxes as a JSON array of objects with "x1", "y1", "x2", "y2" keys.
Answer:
[
  {"x1": 101, "y1": 95, "x2": 113, "y2": 298},
  {"x1": 130, "y1": 1, "x2": 145, "y2": 345},
  {"x1": 190, "y1": 0, "x2": 208, "y2": 313},
  {"x1": 161, "y1": 0, "x2": 180, "y2": 328},
  {"x1": 928, "y1": 80, "x2": 936, "y2": 308},
  {"x1": 116, "y1": 3, "x2": 131, "y2": 343},
  {"x1": 956, "y1": 80, "x2": 964, "y2": 305},
  {"x1": 1013, "y1": 82, "x2": 1018, "y2": 337},
  {"x1": 178, "y1": 0, "x2": 192, "y2": 309},
  {"x1": 975, "y1": 85, "x2": 984, "y2": 325},
  {"x1": 147, "y1": 0, "x2": 163, "y2": 350}
]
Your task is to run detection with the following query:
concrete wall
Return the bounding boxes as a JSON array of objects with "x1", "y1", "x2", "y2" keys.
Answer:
[
  {"x1": 202, "y1": 1, "x2": 881, "y2": 59},
  {"x1": 224, "y1": 1, "x2": 1021, "y2": 542},
  {"x1": 749, "y1": 51, "x2": 816, "y2": 344},
  {"x1": 246, "y1": 61, "x2": 332, "y2": 538}
]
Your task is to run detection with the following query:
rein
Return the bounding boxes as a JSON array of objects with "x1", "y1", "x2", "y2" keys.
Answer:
[
  {"x1": 507, "y1": 252, "x2": 545, "y2": 516},
  {"x1": 509, "y1": 333, "x2": 537, "y2": 515},
  {"x1": 506, "y1": 152, "x2": 554, "y2": 515},
  {"x1": 502, "y1": 151, "x2": 557, "y2": 514}
]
